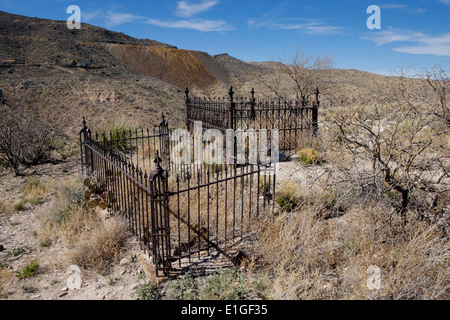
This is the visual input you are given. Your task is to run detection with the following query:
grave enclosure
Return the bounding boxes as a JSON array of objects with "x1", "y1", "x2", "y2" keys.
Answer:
[{"x1": 79, "y1": 87, "x2": 320, "y2": 276}]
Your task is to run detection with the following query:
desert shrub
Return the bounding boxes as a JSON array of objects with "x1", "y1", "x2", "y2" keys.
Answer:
[
  {"x1": 0, "y1": 91, "x2": 69, "y2": 175},
  {"x1": 199, "y1": 268, "x2": 246, "y2": 300},
  {"x1": 166, "y1": 272, "x2": 199, "y2": 300},
  {"x1": 132, "y1": 281, "x2": 160, "y2": 300},
  {"x1": 252, "y1": 196, "x2": 449, "y2": 299},
  {"x1": 276, "y1": 181, "x2": 300, "y2": 212},
  {"x1": 297, "y1": 148, "x2": 321, "y2": 165},
  {"x1": 328, "y1": 66, "x2": 449, "y2": 221},
  {"x1": 67, "y1": 210, "x2": 129, "y2": 272},
  {"x1": 16, "y1": 259, "x2": 39, "y2": 279},
  {"x1": 37, "y1": 175, "x2": 130, "y2": 272},
  {"x1": 95, "y1": 117, "x2": 138, "y2": 154}
]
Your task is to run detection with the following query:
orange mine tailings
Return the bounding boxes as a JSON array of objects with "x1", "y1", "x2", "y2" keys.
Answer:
[{"x1": 103, "y1": 44, "x2": 229, "y2": 89}]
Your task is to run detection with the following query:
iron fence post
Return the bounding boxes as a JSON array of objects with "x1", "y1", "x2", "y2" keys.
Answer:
[
  {"x1": 185, "y1": 87, "x2": 190, "y2": 131},
  {"x1": 312, "y1": 87, "x2": 320, "y2": 136},
  {"x1": 227, "y1": 86, "x2": 235, "y2": 130},
  {"x1": 250, "y1": 88, "x2": 256, "y2": 119},
  {"x1": 79, "y1": 117, "x2": 91, "y2": 176}
]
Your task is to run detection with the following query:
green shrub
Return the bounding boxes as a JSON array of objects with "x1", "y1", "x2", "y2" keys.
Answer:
[
  {"x1": 16, "y1": 259, "x2": 39, "y2": 279},
  {"x1": 167, "y1": 273, "x2": 198, "y2": 300},
  {"x1": 132, "y1": 281, "x2": 159, "y2": 300},
  {"x1": 96, "y1": 118, "x2": 138, "y2": 154},
  {"x1": 199, "y1": 268, "x2": 246, "y2": 300}
]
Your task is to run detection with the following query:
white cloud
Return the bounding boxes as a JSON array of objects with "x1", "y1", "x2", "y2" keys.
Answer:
[
  {"x1": 394, "y1": 45, "x2": 450, "y2": 56},
  {"x1": 145, "y1": 1, "x2": 232, "y2": 32},
  {"x1": 82, "y1": 10, "x2": 144, "y2": 27},
  {"x1": 146, "y1": 18, "x2": 234, "y2": 32},
  {"x1": 175, "y1": 0, "x2": 219, "y2": 18},
  {"x1": 381, "y1": 4, "x2": 406, "y2": 9},
  {"x1": 254, "y1": 18, "x2": 344, "y2": 35},
  {"x1": 105, "y1": 12, "x2": 145, "y2": 27},
  {"x1": 380, "y1": 3, "x2": 426, "y2": 14},
  {"x1": 82, "y1": 10, "x2": 102, "y2": 22},
  {"x1": 363, "y1": 28, "x2": 450, "y2": 56}
]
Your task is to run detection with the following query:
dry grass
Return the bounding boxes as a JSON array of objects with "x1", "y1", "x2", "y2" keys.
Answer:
[
  {"x1": 166, "y1": 164, "x2": 263, "y2": 254},
  {"x1": 64, "y1": 208, "x2": 129, "y2": 272},
  {"x1": 37, "y1": 174, "x2": 130, "y2": 273},
  {"x1": 250, "y1": 184, "x2": 449, "y2": 299}
]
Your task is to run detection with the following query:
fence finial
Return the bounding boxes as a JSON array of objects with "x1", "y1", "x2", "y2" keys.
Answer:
[
  {"x1": 229, "y1": 86, "x2": 234, "y2": 101},
  {"x1": 154, "y1": 150, "x2": 162, "y2": 172},
  {"x1": 160, "y1": 112, "x2": 166, "y2": 127},
  {"x1": 80, "y1": 117, "x2": 88, "y2": 133}
]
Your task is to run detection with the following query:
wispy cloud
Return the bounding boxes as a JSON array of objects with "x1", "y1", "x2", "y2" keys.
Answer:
[
  {"x1": 83, "y1": 10, "x2": 144, "y2": 27},
  {"x1": 380, "y1": 3, "x2": 426, "y2": 14},
  {"x1": 249, "y1": 17, "x2": 344, "y2": 35},
  {"x1": 363, "y1": 28, "x2": 450, "y2": 56},
  {"x1": 105, "y1": 12, "x2": 145, "y2": 27},
  {"x1": 145, "y1": 0, "x2": 232, "y2": 32},
  {"x1": 83, "y1": 1, "x2": 231, "y2": 32},
  {"x1": 146, "y1": 18, "x2": 233, "y2": 32},
  {"x1": 175, "y1": 0, "x2": 218, "y2": 18}
]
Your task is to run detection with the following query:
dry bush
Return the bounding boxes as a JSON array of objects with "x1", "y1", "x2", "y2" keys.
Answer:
[
  {"x1": 324, "y1": 66, "x2": 449, "y2": 221},
  {"x1": 256, "y1": 47, "x2": 334, "y2": 101},
  {"x1": 0, "y1": 89, "x2": 70, "y2": 175}
]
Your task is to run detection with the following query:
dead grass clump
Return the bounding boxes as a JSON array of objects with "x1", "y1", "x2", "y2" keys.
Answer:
[
  {"x1": 37, "y1": 174, "x2": 130, "y2": 273},
  {"x1": 65, "y1": 209, "x2": 130, "y2": 272},
  {"x1": 276, "y1": 181, "x2": 301, "y2": 212}
]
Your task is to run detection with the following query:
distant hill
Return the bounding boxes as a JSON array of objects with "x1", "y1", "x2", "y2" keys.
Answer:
[
  {"x1": 0, "y1": 10, "x2": 409, "y2": 134},
  {"x1": 0, "y1": 10, "x2": 229, "y2": 90}
]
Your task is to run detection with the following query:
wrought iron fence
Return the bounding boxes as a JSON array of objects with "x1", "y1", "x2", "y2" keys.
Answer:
[
  {"x1": 79, "y1": 114, "x2": 276, "y2": 276},
  {"x1": 185, "y1": 87, "x2": 319, "y2": 156}
]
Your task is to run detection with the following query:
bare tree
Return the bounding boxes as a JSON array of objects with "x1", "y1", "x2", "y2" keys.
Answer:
[
  {"x1": 328, "y1": 66, "x2": 449, "y2": 221},
  {"x1": 257, "y1": 47, "x2": 334, "y2": 101},
  {"x1": 0, "y1": 90, "x2": 69, "y2": 175}
]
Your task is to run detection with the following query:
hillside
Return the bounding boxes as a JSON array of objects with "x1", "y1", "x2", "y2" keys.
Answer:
[{"x1": 0, "y1": 10, "x2": 402, "y2": 132}]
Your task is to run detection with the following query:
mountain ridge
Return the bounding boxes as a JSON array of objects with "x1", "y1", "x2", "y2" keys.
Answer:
[{"x1": 0, "y1": 10, "x2": 401, "y2": 131}]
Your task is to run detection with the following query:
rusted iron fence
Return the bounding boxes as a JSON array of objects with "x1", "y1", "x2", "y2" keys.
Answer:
[
  {"x1": 185, "y1": 87, "x2": 319, "y2": 156},
  {"x1": 79, "y1": 114, "x2": 276, "y2": 276}
]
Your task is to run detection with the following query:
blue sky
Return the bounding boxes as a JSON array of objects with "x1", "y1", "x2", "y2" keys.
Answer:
[{"x1": 1, "y1": 0, "x2": 449, "y2": 75}]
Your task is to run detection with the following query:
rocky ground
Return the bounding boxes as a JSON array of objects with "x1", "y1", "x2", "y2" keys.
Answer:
[{"x1": 0, "y1": 158, "x2": 149, "y2": 300}]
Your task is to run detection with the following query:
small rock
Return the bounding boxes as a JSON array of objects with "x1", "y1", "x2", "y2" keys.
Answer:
[{"x1": 61, "y1": 287, "x2": 68, "y2": 292}]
